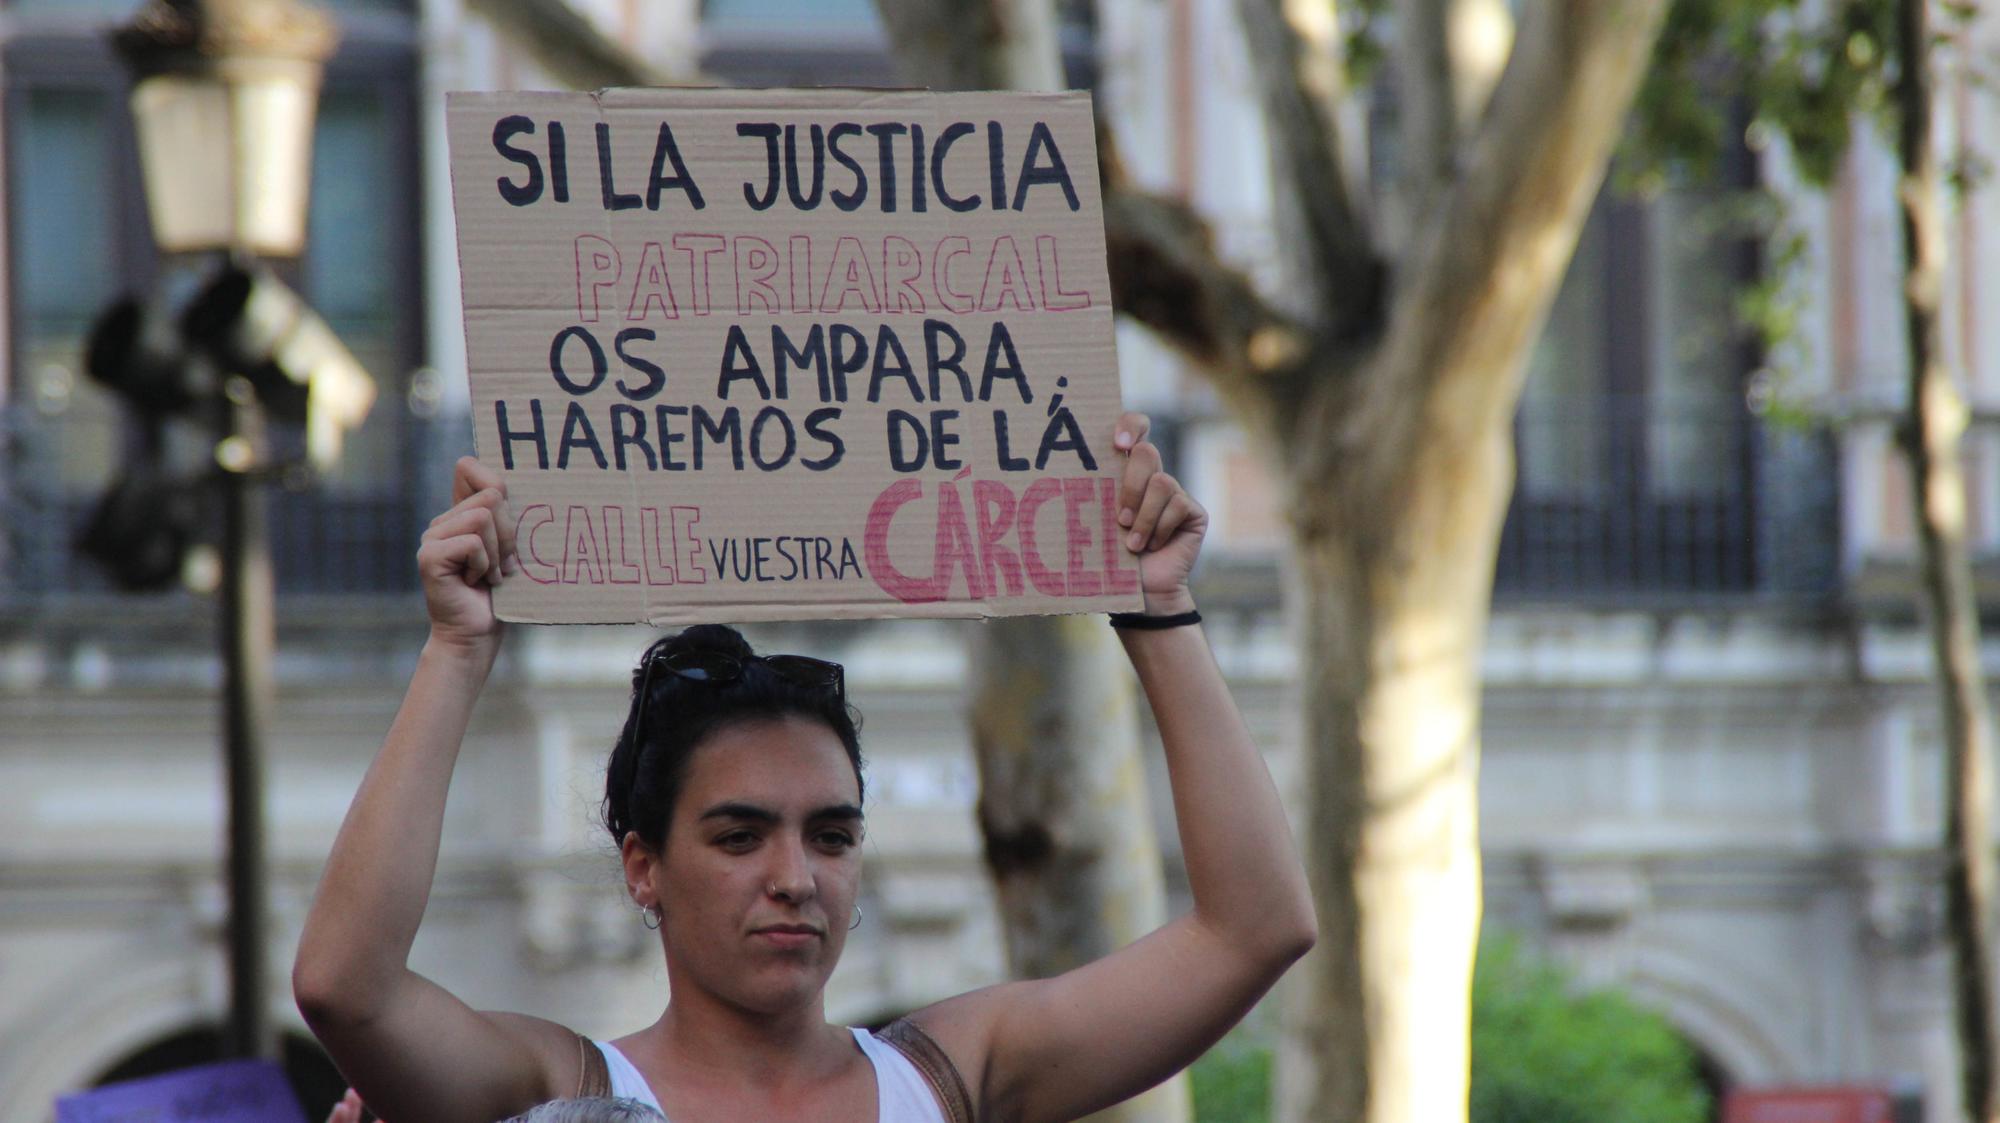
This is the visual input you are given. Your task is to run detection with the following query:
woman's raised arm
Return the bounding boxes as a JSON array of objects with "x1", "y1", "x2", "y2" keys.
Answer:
[
  {"x1": 909, "y1": 414, "x2": 1317, "y2": 1123},
  {"x1": 293, "y1": 457, "x2": 579, "y2": 1123}
]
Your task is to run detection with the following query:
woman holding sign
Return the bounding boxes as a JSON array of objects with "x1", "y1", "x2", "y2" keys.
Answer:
[{"x1": 293, "y1": 413, "x2": 1315, "y2": 1123}]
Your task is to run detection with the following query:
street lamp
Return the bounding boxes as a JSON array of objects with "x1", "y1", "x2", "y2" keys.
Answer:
[
  {"x1": 115, "y1": 0, "x2": 336, "y2": 257},
  {"x1": 108, "y1": 0, "x2": 340, "y2": 1065}
]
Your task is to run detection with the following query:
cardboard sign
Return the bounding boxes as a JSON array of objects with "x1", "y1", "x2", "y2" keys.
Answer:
[
  {"x1": 446, "y1": 88, "x2": 1143, "y2": 624},
  {"x1": 55, "y1": 1060, "x2": 308, "y2": 1123}
]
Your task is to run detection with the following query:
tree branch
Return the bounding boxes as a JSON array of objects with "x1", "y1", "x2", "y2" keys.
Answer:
[
  {"x1": 1323, "y1": 0, "x2": 1667, "y2": 483},
  {"x1": 1103, "y1": 181, "x2": 1317, "y2": 412},
  {"x1": 872, "y1": 0, "x2": 1064, "y2": 90},
  {"x1": 1396, "y1": 0, "x2": 1458, "y2": 207},
  {"x1": 1392, "y1": 0, "x2": 1515, "y2": 220},
  {"x1": 469, "y1": 0, "x2": 671, "y2": 89},
  {"x1": 1234, "y1": 0, "x2": 1382, "y2": 336}
]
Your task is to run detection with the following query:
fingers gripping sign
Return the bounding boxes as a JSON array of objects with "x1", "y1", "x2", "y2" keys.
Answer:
[
  {"x1": 1111, "y1": 411, "x2": 1206, "y2": 613},
  {"x1": 419, "y1": 457, "x2": 517, "y2": 652}
]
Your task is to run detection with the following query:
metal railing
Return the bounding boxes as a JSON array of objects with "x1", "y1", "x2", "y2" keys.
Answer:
[{"x1": 1495, "y1": 396, "x2": 1841, "y2": 600}]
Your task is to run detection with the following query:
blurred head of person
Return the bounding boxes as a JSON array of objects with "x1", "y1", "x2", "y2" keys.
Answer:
[{"x1": 504, "y1": 1097, "x2": 666, "y2": 1123}]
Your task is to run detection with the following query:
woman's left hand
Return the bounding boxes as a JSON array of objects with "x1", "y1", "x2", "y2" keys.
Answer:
[{"x1": 1113, "y1": 411, "x2": 1207, "y2": 614}]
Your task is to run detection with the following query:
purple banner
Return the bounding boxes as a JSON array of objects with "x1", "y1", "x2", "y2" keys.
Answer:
[{"x1": 55, "y1": 1059, "x2": 307, "y2": 1123}]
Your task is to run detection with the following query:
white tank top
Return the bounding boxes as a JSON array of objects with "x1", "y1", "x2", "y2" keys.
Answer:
[{"x1": 593, "y1": 1027, "x2": 951, "y2": 1122}]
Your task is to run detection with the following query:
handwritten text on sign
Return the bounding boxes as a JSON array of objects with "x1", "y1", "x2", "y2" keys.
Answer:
[{"x1": 448, "y1": 89, "x2": 1140, "y2": 624}]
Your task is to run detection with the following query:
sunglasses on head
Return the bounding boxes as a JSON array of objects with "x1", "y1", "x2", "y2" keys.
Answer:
[{"x1": 629, "y1": 647, "x2": 847, "y2": 752}]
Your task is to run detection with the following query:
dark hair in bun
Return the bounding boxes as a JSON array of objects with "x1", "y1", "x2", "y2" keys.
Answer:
[{"x1": 603, "y1": 624, "x2": 862, "y2": 851}]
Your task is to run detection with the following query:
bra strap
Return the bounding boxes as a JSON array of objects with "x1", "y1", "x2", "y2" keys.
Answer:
[
  {"x1": 876, "y1": 1018, "x2": 976, "y2": 1123},
  {"x1": 574, "y1": 1032, "x2": 612, "y2": 1098}
]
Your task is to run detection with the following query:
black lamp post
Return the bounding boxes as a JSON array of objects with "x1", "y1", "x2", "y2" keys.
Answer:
[{"x1": 109, "y1": 0, "x2": 339, "y2": 1063}]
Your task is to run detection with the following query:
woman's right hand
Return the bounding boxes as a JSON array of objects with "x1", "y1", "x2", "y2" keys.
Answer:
[{"x1": 417, "y1": 456, "x2": 515, "y2": 653}]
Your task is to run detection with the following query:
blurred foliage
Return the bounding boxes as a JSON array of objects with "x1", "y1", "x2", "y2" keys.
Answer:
[
  {"x1": 1190, "y1": 1028, "x2": 1275, "y2": 1123},
  {"x1": 1187, "y1": 939, "x2": 1709, "y2": 1123},
  {"x1": 1634, "y1": 0, "x2": 1890, "y2": 187},
  {"x1": 1468, "y1": 939, "x2": 1711, "y2": 1123}
]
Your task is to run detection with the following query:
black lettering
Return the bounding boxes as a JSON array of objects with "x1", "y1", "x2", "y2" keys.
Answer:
[
  {"x1": 802, "y1": 407, "x2": 845, "y2": 471},
  {"x1": 1035, "y1": 406, "x2": 1097, "y2": 471},
  {"x1": 718, "y1": 324, "x2": 772, "y2": 400},
  {"x1": 655, "y1": 404, "x2": 689, "y2": 470},
  {"x1": 558, "y1": 400, "x2": 609, "y2": 469},
  {"x1": 987, "y1": 121, "x2": 1006, "y2": 211},
  {"x1": 866, "y1": 123, "x2": 907, "y2": 212},
  {"x1": 992, "y1": 411, "x2": 1030, "y2": 471},
  {"x1": 752, "y1": 537, "x2": 774, "y2": 581},
  {"x1": 1013, "y1": 121, "x2": 1080, "y2": 211},
  {"x1": 613, "y1": 328, "x2": 665, "y2": 401},
  {"x1": 738, "y1": 123, "x2": 782, "y2": 210},
  {"x1": 828, "y1": 122, "x2": 867, "y2": 211},
  {"x1": 712, "y1": 538, "x2": 752, "y2": 582},
  {"x1": 868, "y1": 326, "x2": 921, "y2": 403},
  {"x1": 909, "y1": 123, "x2": 926, "y2": 213},
  {"x1": 609, "y1": 403, "x2": 658, "y2": 470},
  {"x1": 750, "y1": 406, "x2": 797, "y2": 470},
  {"x1": 646, "y1": 123, "x2": 705, "y2": 210},
  {"x1": 550, "y1": 326, "x2": 608, "y2": 395},
  {"x1": 493, "y1": 116, "x2": 542, "y2": 206},
  {"x1": 924, "y1": 319, "x2": 973, "y2": 401},
  {"x1": 784, "y1": 124, "x2": 825, "y2": 210},
  {"x1": 596, "y1": 122, "x2": 641, "y2": 211},
  {"x1": 830, "y1": 323, "x2": 868, "y2": 402},
  {"x1": 887, "y1": 410, "x2": 928, "y2": 471},
  {"x1": 494, "y1": 399, "x2": 548, "y2": 470},
  {"x1": 931, "y1": 122, "x2": 980, "y2": 212},
  {"x1": 980, "y1": 322, "x2": 1032, "y2": 402},
  {"x1": 774, "y1": 324, "x2": 831, "y2": 402},
  {"x1": 549, "y1": 121, "x2": 569, "y2": 202},
  {"x1": 930, "y1": 409, "x2": 963, "y2": 470},
  {"x1": 692, "y1": 404, "x2": 744, "y2": 470}
]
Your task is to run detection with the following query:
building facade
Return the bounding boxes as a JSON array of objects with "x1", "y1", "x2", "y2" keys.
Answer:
[{"x1": 2, "y1": 0, "x2": 1998, "y2": 1119}]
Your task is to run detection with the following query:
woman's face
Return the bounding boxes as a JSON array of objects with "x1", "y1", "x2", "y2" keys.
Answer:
[{"x1": 627, "y1": 715, "x2": 864, "y2": 1016}]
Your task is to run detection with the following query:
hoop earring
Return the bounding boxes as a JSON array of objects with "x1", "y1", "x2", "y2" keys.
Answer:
[
  {"x1": 641, "y1": 906, "x2": 661, "y2": 931},
  {"x1": 849, "y1": 905, "x2": 863, "y2": 930}
]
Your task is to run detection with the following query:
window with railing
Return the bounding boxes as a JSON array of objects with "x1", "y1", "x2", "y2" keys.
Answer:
[
  {"x1": 0, "y1": 0, "x2": 427, "y2": 604},
  {"x1": 1497, "y1": 143, "x2": 1839, "y2": 599}
]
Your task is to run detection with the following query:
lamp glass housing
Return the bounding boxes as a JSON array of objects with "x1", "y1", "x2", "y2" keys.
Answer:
[{"x1": 128, "y1": 60, "x2": 322, "y2": 258}]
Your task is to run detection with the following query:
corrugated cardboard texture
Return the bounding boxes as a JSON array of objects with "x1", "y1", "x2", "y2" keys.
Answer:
[{"x1": 447, "y1": 88, "x2": 1144, "y2": 625}]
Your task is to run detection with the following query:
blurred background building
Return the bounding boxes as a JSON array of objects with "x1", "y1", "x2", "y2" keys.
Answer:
[{"x1": 0, "y1": 0, "x2": 1996, "y2": 1119}]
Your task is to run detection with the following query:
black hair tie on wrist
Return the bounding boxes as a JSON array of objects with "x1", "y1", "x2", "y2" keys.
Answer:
[{"x1": 1108, "y1": 609, "x2": 1203, "y2": 630}]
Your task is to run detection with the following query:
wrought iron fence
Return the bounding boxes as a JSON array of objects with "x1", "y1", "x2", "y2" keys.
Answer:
[{"x1": 1495, "y1": 395, "x2": 1841, "y2": 599}]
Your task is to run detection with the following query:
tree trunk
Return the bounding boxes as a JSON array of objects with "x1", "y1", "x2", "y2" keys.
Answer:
[
  {"x1": 1278, "y1": 406, "x2": 1513, "y2": 1123},
  {"x1": 1895, "y1": 1, "x2": 2000, "y2": 1118},
  {"x1": 969, "y1": 616, "x2": 1187, "y2": 1123}
]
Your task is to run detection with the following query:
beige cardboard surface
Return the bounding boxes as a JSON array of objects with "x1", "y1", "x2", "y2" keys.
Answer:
[{"x1": 447, "y1": 88, "x2": 1142, "y2": 625}]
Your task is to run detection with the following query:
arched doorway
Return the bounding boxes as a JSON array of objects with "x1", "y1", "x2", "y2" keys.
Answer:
[{"x1": 91, "y1": 1026, "x2": 348, "y2": 1120}]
